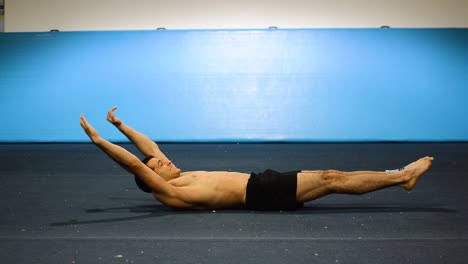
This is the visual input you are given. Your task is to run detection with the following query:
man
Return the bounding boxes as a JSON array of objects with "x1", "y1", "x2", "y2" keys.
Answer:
[{"x1": 80, "y1": 107, "x2": 434, "y2": 211}]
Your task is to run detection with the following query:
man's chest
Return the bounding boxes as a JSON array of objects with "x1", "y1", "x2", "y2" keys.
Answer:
[{"x1": 169, "y1": 171, "x2": 249, "y2": 188}]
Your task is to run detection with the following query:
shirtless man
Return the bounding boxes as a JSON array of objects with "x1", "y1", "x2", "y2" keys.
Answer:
[{"x1": 80, "y1": 107, "x2": 434, "y2": 211}]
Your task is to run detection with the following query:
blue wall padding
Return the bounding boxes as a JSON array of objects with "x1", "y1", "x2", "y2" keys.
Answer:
[{"x1": 0, "y1": 29, "x2": 467, "y2": 142}]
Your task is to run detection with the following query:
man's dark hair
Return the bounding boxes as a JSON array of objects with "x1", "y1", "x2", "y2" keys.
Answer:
[{"x1": 134, "y1": 156, "x2": 155, "y2": 193}]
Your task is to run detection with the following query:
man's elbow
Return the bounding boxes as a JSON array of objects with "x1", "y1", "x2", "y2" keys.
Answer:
[{"x1": 126, "y1": 159, "x2": 147, "y2": 176}]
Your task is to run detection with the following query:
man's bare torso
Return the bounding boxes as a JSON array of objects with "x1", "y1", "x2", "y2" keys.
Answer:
[{"x1": 153, "y1": 171, "x2": 251, "y2": 210}]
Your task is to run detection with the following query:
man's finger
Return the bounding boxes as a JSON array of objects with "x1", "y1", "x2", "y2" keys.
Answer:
[
  {"x1": 81, "y1": 115, "x2": 90, "y2": 127},
  {"x1": 80, "y1": 117, "x2": 86, "y2": 129}
]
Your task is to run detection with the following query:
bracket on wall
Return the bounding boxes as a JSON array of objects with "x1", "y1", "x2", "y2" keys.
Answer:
[
  {"x1": 50, "y1": 29, "x2": 60, "y2": 32},
  {"x1": 381, "y1": 25, "x2": 391, "y2": 28},
  {"x1": 268, "y1": 26, "x2": 279, "y2": 29},
  {"x1": 156, "y1": 27, "x2": 166, "y2": 30}
]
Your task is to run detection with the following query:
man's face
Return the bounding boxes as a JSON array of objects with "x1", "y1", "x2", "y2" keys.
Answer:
[{"x1": 146, "y1": 157, "x2": 181, "y2": 180}]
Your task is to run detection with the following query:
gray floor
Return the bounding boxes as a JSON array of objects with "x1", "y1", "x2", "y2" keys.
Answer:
[{"x1": 1, "y1": 143, "x2": 467, "y2": 263}]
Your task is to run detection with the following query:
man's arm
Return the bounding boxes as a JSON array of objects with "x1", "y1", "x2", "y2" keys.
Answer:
[
  {"x1": 106, "y1": 106, "x2": 169, "y2": 160},
  {"x1": 80, "y1": 115, "x2": 174, "y2": 195}
]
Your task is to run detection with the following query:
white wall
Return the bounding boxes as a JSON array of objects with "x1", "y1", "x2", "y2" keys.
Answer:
[{"x1": 5, "y1": 0, "x2": 468, "y2": 32}]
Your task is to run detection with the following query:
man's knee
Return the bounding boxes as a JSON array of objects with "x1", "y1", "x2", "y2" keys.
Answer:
[{"x1": 321, "y1": 170, "x2": 343, "y2": 192}]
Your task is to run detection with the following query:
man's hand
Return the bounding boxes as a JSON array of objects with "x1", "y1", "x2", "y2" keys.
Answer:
[
  {"x1": 107, "y1": 106, "x2": 122, "y2": 127},
  {"x1": 80, "y1": 115, "x2": 101, "y2": 143}
]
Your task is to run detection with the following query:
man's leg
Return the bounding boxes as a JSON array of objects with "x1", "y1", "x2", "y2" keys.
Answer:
[{"x1": 296, "y1": 156, "x2": 434, "y2": 203}]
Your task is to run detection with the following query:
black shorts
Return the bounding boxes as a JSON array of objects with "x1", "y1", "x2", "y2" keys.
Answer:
[{"x1": 246, "y1": 169, "x2": 303, "y2": 211}]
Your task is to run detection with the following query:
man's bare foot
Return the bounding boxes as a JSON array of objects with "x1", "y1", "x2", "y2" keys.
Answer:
[{"x1": 400, "y1": 156, "x2": 434, "y2": 190}]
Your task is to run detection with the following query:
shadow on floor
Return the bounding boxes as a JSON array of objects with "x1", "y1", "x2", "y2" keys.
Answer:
[{"x1": 49, "y1": 200, "x2": 456, "y2": 226}]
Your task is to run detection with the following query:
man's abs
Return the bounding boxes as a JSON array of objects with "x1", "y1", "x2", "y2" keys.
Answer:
[{"x1": 166, "y1": 171, "x2": 250, "y2": 210}]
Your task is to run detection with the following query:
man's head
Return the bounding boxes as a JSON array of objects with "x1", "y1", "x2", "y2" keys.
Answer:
[
  {"x1": 143, "y1": 156, "x2": 181, "y2": 180},
  {"x1": 134, "y1": 156, "x2": 182, "y2": 193}
]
